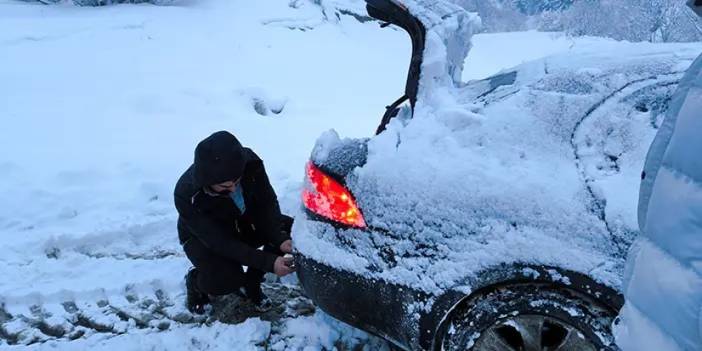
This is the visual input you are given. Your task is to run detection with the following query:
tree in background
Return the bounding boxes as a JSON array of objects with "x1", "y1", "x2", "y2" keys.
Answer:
[
  {"x1": 453, "y1": 0, "x2": 702, "y2": 43},
  {"x1": 544, "y1": 0, "x2": 702, "y2": 42},
  {"x1": 646, "y1": 0, "x2": 702, "y2": 42},
  {"x1": 455, "y1": 0, "x2": 529, "y2": 32},
  {"x1": 513, "y1": 0, "x2": 574, "y2": 15},
  {"x1": 555, "y1": 0, "x2": 649, "y2": 41}
]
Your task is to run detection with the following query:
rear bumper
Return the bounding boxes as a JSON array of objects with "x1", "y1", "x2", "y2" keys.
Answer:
[
  {"x1": 296, "y1": 255, "x2": 431, "y2": 350},
  {"x1": 296, "y1": 254, "x2": 625, "y2": 351},
  {"x1": 295, "y1": 214, "x2": 625, "y2": 351}
]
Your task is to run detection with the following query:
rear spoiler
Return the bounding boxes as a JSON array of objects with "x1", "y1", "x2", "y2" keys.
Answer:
[{"x1": 690, "y1": 0, "x2": 702, "y2": 17}]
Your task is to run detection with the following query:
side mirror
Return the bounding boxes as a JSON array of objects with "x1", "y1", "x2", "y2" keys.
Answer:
[{"x1": 689, "y1": 0, "x2": 702, "y2": 17}]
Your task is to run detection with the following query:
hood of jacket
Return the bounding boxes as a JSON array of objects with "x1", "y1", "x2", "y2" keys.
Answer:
[{"x1": 192, "y1": 131, "x2": 249, "y2": 188}]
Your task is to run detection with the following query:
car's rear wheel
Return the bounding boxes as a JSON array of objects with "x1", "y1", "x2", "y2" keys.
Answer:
[
  {"x1": 438, "y1": 283, "x2": 618, "y2": 351},
  {"x1": 472, "y1": 314, "x2": 596, "y2": 351}
]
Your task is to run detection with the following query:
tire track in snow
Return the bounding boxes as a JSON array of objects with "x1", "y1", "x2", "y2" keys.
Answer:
[
  {"x1": 0, "y1": 219, "x2": 319, "y2": 349},
  {"x1": 0, "y1": 281, "x2": 316, "y2": 347}
]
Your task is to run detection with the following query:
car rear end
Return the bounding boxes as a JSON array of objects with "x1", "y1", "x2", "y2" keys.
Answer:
[
  {"x1": 293, "y1": 132, "x2": 433, "y2": 348},
  {"x1": 290, "y1": 0, "x2": 683, "y2": 349}
]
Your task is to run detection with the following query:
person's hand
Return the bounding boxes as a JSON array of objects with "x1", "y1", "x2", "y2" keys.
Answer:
[
  {"x1": 273, "y1": 256, "x2": 295, "y2": 277},
  {"x1": 279, "y1": 239, "x2": 293, "y2": 254}
]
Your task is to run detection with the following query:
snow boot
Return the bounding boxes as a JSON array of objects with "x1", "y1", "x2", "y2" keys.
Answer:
[
  {"x1": 243, "y1": 279, "x2": 272, "y2": 312},
  {"x1": 185, "y1": 268, "x2": 210, "y2": 314}
]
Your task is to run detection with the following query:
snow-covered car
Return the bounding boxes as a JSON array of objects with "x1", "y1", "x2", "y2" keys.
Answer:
[{"x1": 293, "y1": 0, "x2": 702, "y2": 350}]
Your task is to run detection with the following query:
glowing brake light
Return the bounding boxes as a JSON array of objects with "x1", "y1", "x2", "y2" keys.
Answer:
[{"x1": 302, "y1": 162, "x2": 367, "y2": 228}]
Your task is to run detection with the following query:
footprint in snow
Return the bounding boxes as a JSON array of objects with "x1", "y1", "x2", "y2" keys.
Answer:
[
  {"x1": 252, "y1": 96, "x2": 287, "y2": 117},
  {"x1": 239, "y1": 89, "x2": 287, "y2": 117}
]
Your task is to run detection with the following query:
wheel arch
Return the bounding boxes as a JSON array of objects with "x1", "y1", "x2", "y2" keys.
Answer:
[{"x1": 420, "y1": 263, "x2": 624, "y2": 351}]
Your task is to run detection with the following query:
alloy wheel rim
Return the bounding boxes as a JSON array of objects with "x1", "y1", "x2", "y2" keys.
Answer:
[{"x1": 471, "y1": 314, "x2": 597, "y2": 351}]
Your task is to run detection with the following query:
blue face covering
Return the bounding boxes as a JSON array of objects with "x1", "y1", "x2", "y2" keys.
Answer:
[{"x1": 230, "y1": 185, "x2": 246, "y2": 214}]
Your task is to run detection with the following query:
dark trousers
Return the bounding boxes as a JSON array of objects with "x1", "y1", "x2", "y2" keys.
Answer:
[
  {"x1": 183, "y1": 215, "x2": 292, "y2": 296},
  {"x1": 184, "y1": 238, "x2": 280, "y2": 295}
]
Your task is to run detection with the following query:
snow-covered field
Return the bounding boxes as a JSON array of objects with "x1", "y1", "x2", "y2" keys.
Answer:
[
  {"x1": 0, "y1": 0, "x2": 405, "y2": 348},
  {"x1": 2, "y1": 0, "x2": 701, "y2": 349}
]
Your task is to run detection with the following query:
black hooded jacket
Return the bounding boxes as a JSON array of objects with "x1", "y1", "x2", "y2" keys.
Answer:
[{"x1": 174, "y1": 131, "x2": 289, "y2": 273}]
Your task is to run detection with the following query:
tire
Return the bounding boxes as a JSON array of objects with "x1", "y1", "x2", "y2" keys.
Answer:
[{"x1": 438, "y1": 283, "x2": 619, "y2": 351}]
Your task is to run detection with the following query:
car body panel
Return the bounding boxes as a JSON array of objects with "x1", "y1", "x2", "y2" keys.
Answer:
[
  {"x1": 296, "y1": 50, "x2": 702, "y2": 350},
  {"x1": 298, "y1": 254, "x2": 624, "y2": 349}
]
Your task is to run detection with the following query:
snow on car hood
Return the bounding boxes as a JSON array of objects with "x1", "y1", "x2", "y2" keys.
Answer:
[{"x1": 295, "y1": 1, "x2": 702, "y2": 296}]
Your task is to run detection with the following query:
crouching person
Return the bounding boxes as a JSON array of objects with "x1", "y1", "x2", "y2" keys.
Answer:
[{"x1": 174, "y1": 131, "x2": 295, "y2": 314}]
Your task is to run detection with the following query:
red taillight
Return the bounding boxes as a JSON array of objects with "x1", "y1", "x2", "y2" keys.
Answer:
[{"x1": 302, "y1": 162, "x2": 366, "y2": 228}]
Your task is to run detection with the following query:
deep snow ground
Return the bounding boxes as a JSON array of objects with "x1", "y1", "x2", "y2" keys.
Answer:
[
  {"x1": 0, "y1": 0, "x2": 405, "y2": 348},
  {"x1": 3, "y1": 0, "x2": 699, "y2": 349}
]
